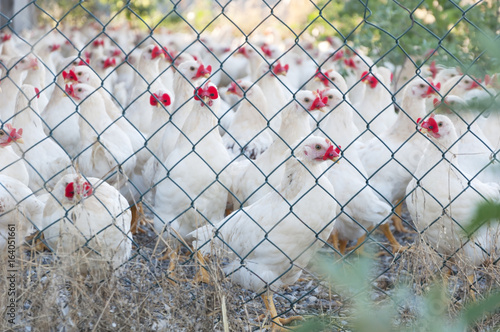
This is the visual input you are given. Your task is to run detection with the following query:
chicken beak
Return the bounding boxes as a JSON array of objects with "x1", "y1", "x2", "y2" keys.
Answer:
[{"x1": 15, "y1": 138, "x2": 24, "y2": 144}]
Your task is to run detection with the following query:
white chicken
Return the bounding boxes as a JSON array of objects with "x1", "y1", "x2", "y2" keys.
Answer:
[
  {"x1": 189, "y1": 135, "x2": 339, "y2": 330},
  {"x1": 229, "y1": 90, "x2": 327, "y2": 208},
  {"x1": 0, "y1": 123, "x2": 29, "y2": 186},
  {"x1": 12, "y1": 85, "x2": 72, "y2": 193},
  {"x1": 359, "y1": 77, "x2": 438, "y2": 251},
  {"x1": 0, "y1": 174, "x2": 44, "y2": 254},
  {"x1": 406, "y1": 114, "x2": 500, "y2": 288},
  {"x1": 41, "y1": 68, "x2": 81, "y2": 157},
  {"x1": 319, "y1": 88, "x2": 392, "y2": 254},
  {"x1": 0, "y1": 55, "x2": 39, "y2": 121},
  {"x1": 433, "y1": 95, "x2": 499, "y2": 183},
  {"x1": 125, "y1": 44, "x2": 169, "y2": 136},
  {"x1": 65, "y1": 83, "x2": 136, "y2": 189},
  {"x1": 153, "y1": 82, "x2": 231, "y2": 262},
  {"x1": 354, "y1": 71, "x2": 397, "y2": 139},
  {"x1": 42, "y1": 173, "x2": 132, "y2": 276},
  {"x1": 223, "y1": 80, "x2": 273, "y2": 159},
  {"x1": 157, "y1": 60, "x2": 210, "y2": 160}
]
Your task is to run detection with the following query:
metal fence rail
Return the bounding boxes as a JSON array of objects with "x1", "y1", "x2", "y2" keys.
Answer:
[{"x1": 0, "y1": 0, "x2": 499, "y2": 330}]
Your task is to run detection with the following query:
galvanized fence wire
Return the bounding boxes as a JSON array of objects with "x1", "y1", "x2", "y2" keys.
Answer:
[{"x1": 0, "y1": 0, "x2": 499, "y2": 324}]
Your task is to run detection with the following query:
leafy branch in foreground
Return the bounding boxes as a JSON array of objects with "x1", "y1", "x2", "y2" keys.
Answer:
[{"x1": 296, "y1": 254, "x2": 500, "y2": 332}]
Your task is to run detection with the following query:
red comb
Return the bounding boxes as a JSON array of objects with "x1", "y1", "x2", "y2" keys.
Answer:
[
  {"x1": 424, "y1": 82, "x2": 440, "y2": 96},
  {"x1": 261, "y1": 44, "x2": 272, "y2": 58},
  {"x1": 62, "y1": 69, "x2": 78, "y2": 82},
  {"x1": 429, "y1": 60, "x2": 437, "y2": 78},
  {"x1": 323, "y1": 144, "x2": 340, "y2": 160},
  {"x1": 467, "y1": 79, "x2": 480, "y2": 90},
  {"x1": 421, "y1": 116, "x2": 439, "y2": 136},
  {"x1": 2, "y1": 34, "x2": 11, "y2": 42},
  {"x1": 103, "y1": 57, "x2": 116, "y2": 69},
  {"x1": 227, "y1": 82, "x2": 239, "y2": 95},
  {"x1": 237, "y1": 46, "x2": 248, "y2": 57},
  {"x1": 150, "y1": 92, "x2": 171, "y2": 107},
  {"x1": 272, "y1": 62, "x2": 289, "y2": 76},
  {"x1": 333, "y1": 50, "x2": 344, "y2": 61},
  {"x1": 310, "y1": 96, "x2": 327, "y2": 110},
  {"x1": 315, "y1": 69, "x2": 330, "y2": 87},
  {"x1": 34, "y1": 87, "x2": 40, "y2": 99},
  {"x1": 65, "y1": 84, "x2": 75, "y2": 97},
  {"x1": 194, "y1": 84, "x2": 219, "y2": 102},
  {"x1": 50, "y1": 44, "x2": 61, "y2": 52},
  {"x1": 344, "y1": 58, "x2": 356, "y2": 68},
  {"x1": 93, "y1": 39, "x2": 104, "y2": 47},
  {"x1": 361, "y1": 71, "x2": 378, "y2": 88},
  {"x1": 195, "y1": 64, "x2": 211, "y2": 78},
  {"x1": 151, "y1": 45, "x2": 168, "y2": 59},
  {"x1": 77, "y1": 57, "x2": 90, "y2": 66},
  {"x1": 81, "y1": 181, "x2": 93, "y2": 197}
]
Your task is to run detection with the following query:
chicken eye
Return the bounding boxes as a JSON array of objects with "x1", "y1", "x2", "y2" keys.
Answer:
[
  {"x1": 148, "y1": 49, "x2": 152, "y2": 53},
  {"x1": 328, "y1": 95, "x2": 333, "y2": 99},
  {"x1": 77, "y1": 72, "x2": 81, "y2": 76},
  {"x1": 190, "y1": 66, "x2": 195, "y2": 71},
  {"x1": 77, "y1": 88, "x2": 82, "y2": 92},
  {"x1": 20, "y1": 59, "x2": 25, "y2": 63},
  {"x1": 0, "y1": 131, "x2": 4, "y2": 136},
  {"x1": 331, "y1": 77, "x2": 335, "y2": 81},
  {"x1": 438, "y1": 122, "x2": 443, "y2": 127},
  {"x1": 304, "y1": 98, "x2": 310, "y2": 103},
  {"x1": 315, "y1": 144, "x2": 321, "y2": 150},
  {"x1": 419, "y1": 84, "x2": 425, "y2": 88}
]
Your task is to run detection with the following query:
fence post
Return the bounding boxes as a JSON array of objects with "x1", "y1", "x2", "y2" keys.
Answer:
[{"x1": 0, "y1": 0, "x2": 35, "y2": 32}]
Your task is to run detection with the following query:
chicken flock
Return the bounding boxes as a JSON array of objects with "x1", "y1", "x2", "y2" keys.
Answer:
[{"x1": 0, "y1": 23, "x2": 499, "y2": 329}]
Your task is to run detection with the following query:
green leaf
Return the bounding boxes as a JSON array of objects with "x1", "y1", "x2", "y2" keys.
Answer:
[
  {"x1": 464, "y1": 201, "x2": 500, "y2": 237},
  {"x1": 459, "y1": 291, "x2": 500, "y2": 327}
]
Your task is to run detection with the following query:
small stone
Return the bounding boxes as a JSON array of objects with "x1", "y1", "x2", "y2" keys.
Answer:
[{"x1": 307, "y1": 296, "x2": 317, "y2": 303}]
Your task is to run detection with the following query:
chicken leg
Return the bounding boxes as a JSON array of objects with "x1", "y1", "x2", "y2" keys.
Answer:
[
  {"x1": 261, "y1": 293, "x2": 303, "y2": 331},
  {"x1": 391, "y1": 201, "x2": 414, "y2": 233},
  {"x1": 25, "y1": 231, "x2": 50, "y2": 252},
  {"x1": 346, "y1": 226, "x2": 375, "y2": 254},
  {"x1": 467, "y1": 274, "x2": 477, "y2": 301},
  {"x1": 130, "y1": 202, "x2": 147, "y2": 234},
  {"x1": 378, "y1": 223, "x2": 408, "y2": 255},
  {"x1": 192, "y1": 251, "x2": 212, "y2": 284}
]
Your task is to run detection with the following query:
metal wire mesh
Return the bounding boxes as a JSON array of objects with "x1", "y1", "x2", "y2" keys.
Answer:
[{"x1": 1, "y1": 0, "x2": 499, "y2": 329}]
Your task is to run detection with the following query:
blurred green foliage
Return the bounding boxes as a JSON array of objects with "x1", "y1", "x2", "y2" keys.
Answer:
[
  {"x1": 34, "y1": 0, "x2": 500, "y2": 75},
  {"x1": 465, "y1": 201, "x2": 500, "y2": 237},
  {"x1": 296, "y1": 255, "x2": 500, "y2": 332},
  {"x1": 315, "y1": 0, "x2": 500, "y2": 74}
]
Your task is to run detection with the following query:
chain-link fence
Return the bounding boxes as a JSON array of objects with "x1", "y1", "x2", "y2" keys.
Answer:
[{"x1": 1, "y1": 0, "x2": 499, "y2": 330}]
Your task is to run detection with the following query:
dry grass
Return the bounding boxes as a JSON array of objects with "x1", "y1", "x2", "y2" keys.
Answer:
[{"x1": 1, "y1": 215, "x2": 499, "y2": 331}]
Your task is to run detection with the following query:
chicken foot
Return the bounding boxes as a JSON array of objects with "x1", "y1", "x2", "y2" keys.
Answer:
[
  {"x1": 391, "y1": 201, "x2": 415, "y2": 233},
  {"x1": 24, "y1": 231, "x2": 50, "y2": 252},
  {"x1": 192, "y1": 251, "x2": 212, "y2": 284},
  {"x1": 130, "y1": 202, "x2": 148, "y2": 234},
  {"x1": 377, "y1": 223, "x2": 408, "y2": 256},
  {"x1": 261, "y1": 294, "x2": 303, "y2": 331},
  {"x1": 327, "y1": 231, "x2": 348, "y2": 255}
]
